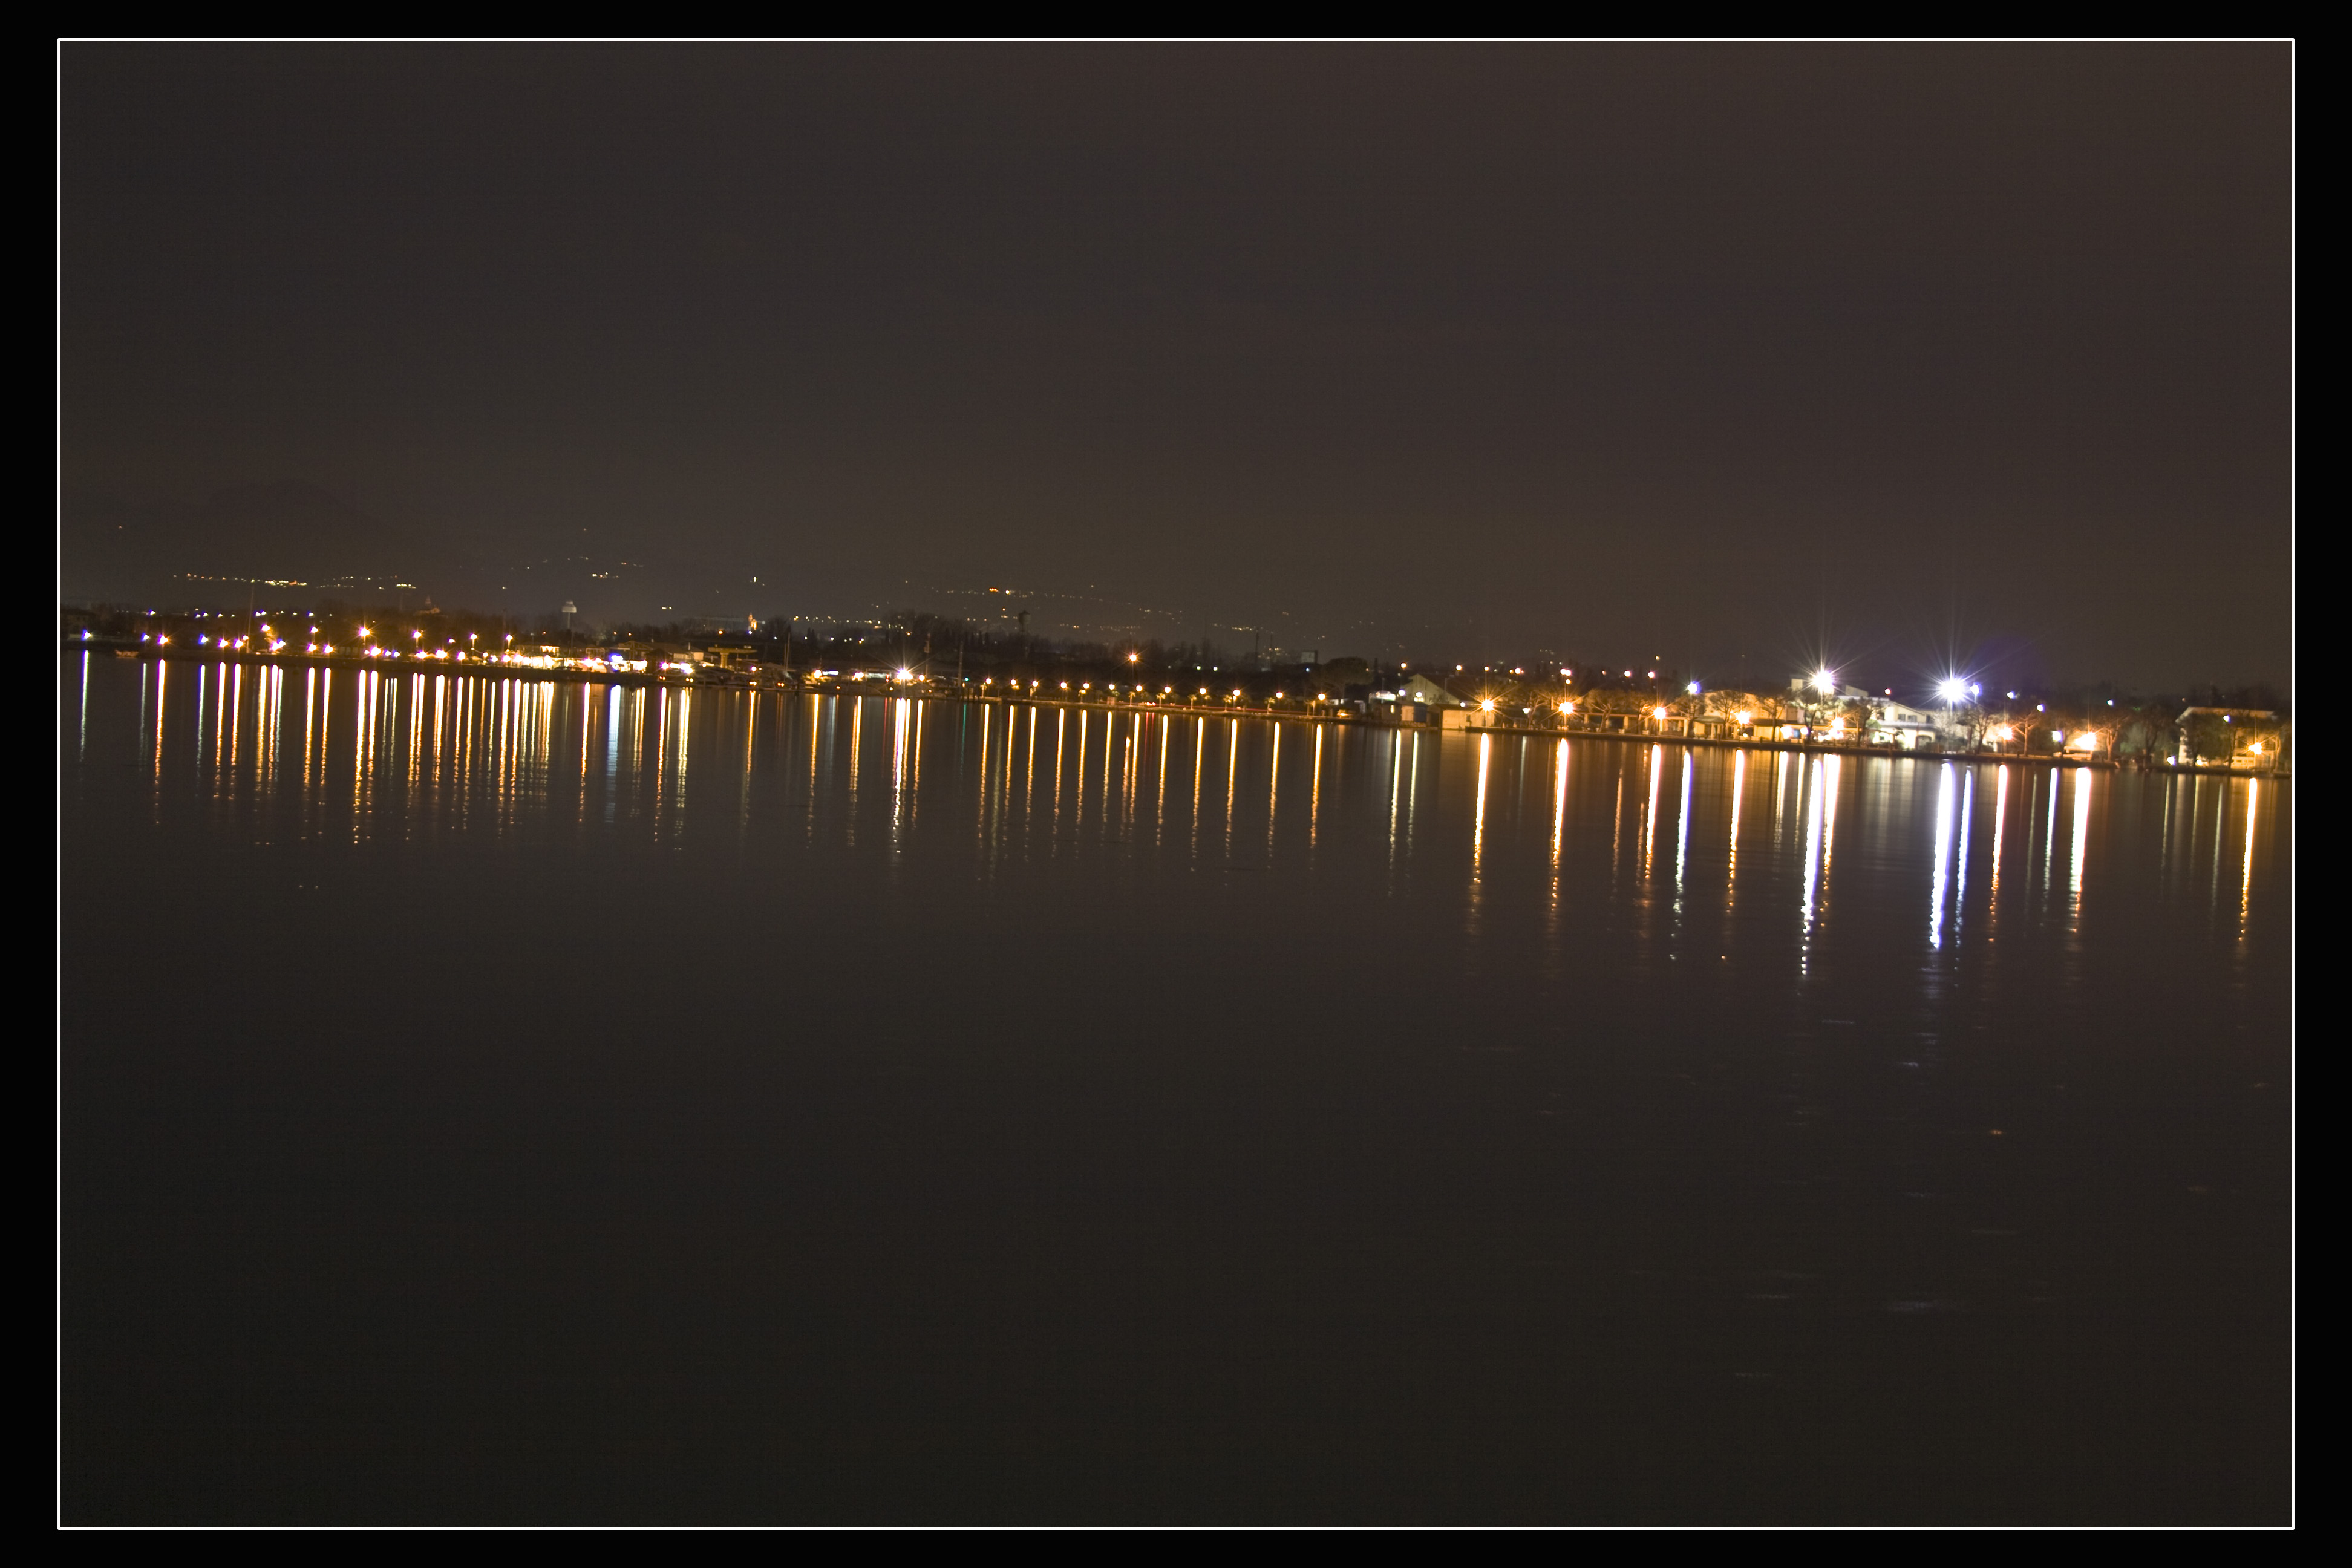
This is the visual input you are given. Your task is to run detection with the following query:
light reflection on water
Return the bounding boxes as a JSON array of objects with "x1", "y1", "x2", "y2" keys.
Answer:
[
  {"x1": 63, "y1": 653, "x2": 2294, "y2": 1521},
  {"x1": 89, "y1": 658, "x2": 2287, "y2": 978}
]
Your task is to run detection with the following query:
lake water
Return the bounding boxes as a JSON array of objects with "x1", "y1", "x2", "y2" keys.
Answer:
[{"x1": 60, "y1": 655, "x2": 2292, "y2": 1523}]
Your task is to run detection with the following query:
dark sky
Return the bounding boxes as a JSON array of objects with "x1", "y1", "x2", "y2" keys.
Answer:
[{"x1": 62, "y1": 43, "x2": 2290, "y2": 691}]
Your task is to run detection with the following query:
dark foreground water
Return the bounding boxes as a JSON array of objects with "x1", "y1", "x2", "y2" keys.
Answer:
[{"x1": 61, "y1": 656, "x2": 2291, "y2": 1523}]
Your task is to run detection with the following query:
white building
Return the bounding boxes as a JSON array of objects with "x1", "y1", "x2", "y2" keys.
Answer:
[
  {"x1": 1397, "y1": 673, "x2": 1460, "y2": 708},
  {"x1": 1788, "y1": 678, "x2": 1943, "y2": 748},
  {"x1": 1868, "y1": 697, "x2": 1941, "y2": 749}
]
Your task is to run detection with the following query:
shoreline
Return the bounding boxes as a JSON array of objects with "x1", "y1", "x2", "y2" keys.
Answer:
[{"x1": 76, "y1": 645, "x2": 2287, "y2": 779}]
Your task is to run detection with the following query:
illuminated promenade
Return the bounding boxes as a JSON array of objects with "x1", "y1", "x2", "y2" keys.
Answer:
[{"x1": 86, "y1": 642, "x2": 2275, "y2": 776}]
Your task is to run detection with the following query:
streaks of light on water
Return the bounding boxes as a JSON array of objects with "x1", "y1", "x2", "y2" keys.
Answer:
[{"x1": 85, "y1": 665, "x2": 2285, "y2": 985}]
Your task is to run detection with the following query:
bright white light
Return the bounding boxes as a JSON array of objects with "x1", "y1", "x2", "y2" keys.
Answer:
[
  {"x1": 1652, "y1": 705, "x2": 1668, "y2": 720},
  {"x1": 1686, "y1": 681, "x2": 1700, "y2": 695},
  {"x1": 1812, "y1": 670, "x2": 1835, "y2": 694},
  {"x1": 1938, "y1": 678, "x2": 1967, "y2": 702}
]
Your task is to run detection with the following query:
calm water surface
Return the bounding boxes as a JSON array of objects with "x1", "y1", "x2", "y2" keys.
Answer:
[{"x1": 62, "y1": 656, "x2": 2292, "y2": 1522}]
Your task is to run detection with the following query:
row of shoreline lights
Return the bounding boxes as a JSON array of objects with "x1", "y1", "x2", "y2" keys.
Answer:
[
  {"x1": 123, "y1": 642, "x2": 2210, "y2": 753},
  {"x1": 136, "y1": 633, "x2": 1947, "y2": 715},
  {"x1": 938, "y1": 675, "x2": 2251, "y2": 760},
  {"x1": 177, "y1": 624, "x2": 550, "y2": 664},
  {"x1": 959, "y1": 676, "x2": 1333, "y2": 707}
]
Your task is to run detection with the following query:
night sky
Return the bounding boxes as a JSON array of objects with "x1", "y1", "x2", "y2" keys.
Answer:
[{"x1": 62, "y1": 44, "x2": 2290, "y2": 691}]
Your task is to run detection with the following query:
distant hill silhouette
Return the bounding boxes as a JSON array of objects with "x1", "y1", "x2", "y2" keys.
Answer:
[{"x1": 62, "y1": 483, "x2": 436, "y2": 606}]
